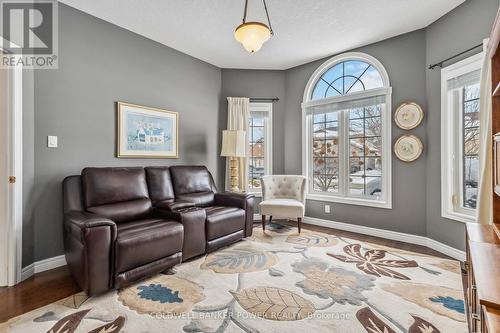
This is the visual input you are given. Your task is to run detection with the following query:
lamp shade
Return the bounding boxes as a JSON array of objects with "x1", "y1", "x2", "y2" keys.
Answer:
[
  {"x1": 221, "y1": 130, "x2": 246, "y2": 157},
  {"x1": 234, "y1": 22, "x2": 271, "y2": 53}
]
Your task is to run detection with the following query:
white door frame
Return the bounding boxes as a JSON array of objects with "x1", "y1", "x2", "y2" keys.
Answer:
[{"x1": 0, "y1": 43, "x2": 23, "y2": 286}]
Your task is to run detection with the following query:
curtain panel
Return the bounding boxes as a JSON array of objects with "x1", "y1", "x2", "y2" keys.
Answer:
[
  {"x1": 476, "y1": 45, "x2": 493, "y2": 224},
  {"x1": 226, "y1": 97, "x2": 250, "y2": 191}
]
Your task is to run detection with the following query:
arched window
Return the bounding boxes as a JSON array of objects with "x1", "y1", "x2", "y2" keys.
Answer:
[{"x1": 302, "y1": 52, "x2": 392, "y2": 208}]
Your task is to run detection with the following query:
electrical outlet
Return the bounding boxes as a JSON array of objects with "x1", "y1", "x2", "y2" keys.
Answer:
[{"x1": 324, "y1": 204, "x2": 330, "y2": 213}]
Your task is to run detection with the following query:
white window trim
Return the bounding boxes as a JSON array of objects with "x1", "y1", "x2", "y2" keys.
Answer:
[
  {"x1": 440, "y1": 52, "x2": 483, "y2": 223},
  {"x1": 302, "y1": 52, "x2": 392, "y2": 209},
  {"x1": 247, "y1": 102, "x2": 273, "y2": 197}
]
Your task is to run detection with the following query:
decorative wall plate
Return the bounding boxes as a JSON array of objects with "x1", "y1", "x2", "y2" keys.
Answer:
[
  {"x1": 394, "y1": 102, "x2": 424, "y2": 130},
  {"x1": 394, "y1": 135, "x2": 423, "y2": 162}
]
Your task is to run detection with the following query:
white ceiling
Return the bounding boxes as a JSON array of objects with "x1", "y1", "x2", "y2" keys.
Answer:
[{"x1": 59, "y1": 0, "x2": 465, "y2": 70}]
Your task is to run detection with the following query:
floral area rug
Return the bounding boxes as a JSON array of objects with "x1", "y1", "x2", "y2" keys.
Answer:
[{"x1": 0, "y1": 223, "x2": 466, "y2": 333}]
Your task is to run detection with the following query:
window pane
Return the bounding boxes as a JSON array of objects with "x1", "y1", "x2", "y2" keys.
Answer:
[
  {"x1": 250, "y1": 127, "x2": 264, "y2": 143},
  {"x1": 365, "y1": 117, "x2": 381, "y2": 136},
  {"x1": 350, "y1": 157, "x2": 364, "y2": 175},
  {"x1": 313, "y1": 123, "x2": 326, "y2": 140},
  {"x1": 464, "y1": 100, "x2": 479, "y2": 115},
  {"x1": 365, "y1": 137, "x2": 382, "y2": 156},
  {"x1": 349, "y1": 108, "x2": 365, "y2": 120},
  {"x1": 313, "y1": 139, "x2": 338, "y2": 157},
  {"x1": 464, "y1": 83, "x2": 480, "y2": 100},
  {"x1": 462, "y1": 81, "x2": 480, "y2": 210},
  {"x1": 313, "y1": 113, "x2": 326, "y2": 123},
  {"x1": 313, "y1": 175, "x2": 339, "y2": 193},
  {"x1": 349, "y1": 118, "x2": 364, "y2": 136},
  {"x1": 312, "y1": 80, "x2": 329, "y2": 100},
  {"x1": 349, "y1": 176, "x2": 364, "y2": 195},
  {"x1": 364, "y1": 105, "x2": 381, "y2": 118},
  {"x1": 365, "y1": 157, "x2": 382, "y2": 175},
  {"x1": 463, "y1": 156, "x2": 478, "y2": 209},
  {"x1": 325, "y1": 122, "x2": 339, "y2": 140},
  {"x1": 464, "y1": 128, "x2": 479, "y2": 155},
  {"x1": 248, "y1": 112, "x2": 269, "y2": 191},
  {"x1": 350, "y1": 138, "x2": 364, "y2": 157},
  {"x1": 252, "y1": 117, "x2": 264, "y2": 126},
  {"x1": 326, "y1": 112, "x2": 338, "y2": 122},
  {"x1": 360, "y1": 66, "x2": 384, "y2": 90},
  {"x1": 365, "y1": 177, "x2": 382, "y2": 197}
]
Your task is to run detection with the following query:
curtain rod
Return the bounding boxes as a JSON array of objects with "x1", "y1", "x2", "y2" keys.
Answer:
[
  {"x1": 428, "y1": 43, "x2": 483, "y2": 69},
  {"x1": 249, "y1": 97, "x2": 279, "y2": 102}
]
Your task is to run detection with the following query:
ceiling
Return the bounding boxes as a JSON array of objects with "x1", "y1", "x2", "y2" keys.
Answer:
[{"x1": 59, "y1": 0, "x2": 465, "y2": 70}]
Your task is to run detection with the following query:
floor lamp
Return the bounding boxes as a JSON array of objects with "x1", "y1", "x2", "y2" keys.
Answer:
[{"x1": 221, "y1": 130, "x2": 246, "y2": 192}]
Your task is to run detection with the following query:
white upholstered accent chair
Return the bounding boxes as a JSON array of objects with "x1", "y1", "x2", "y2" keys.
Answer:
[{"x1": 259, "y1": 175, "x2": 307, "y2": 233}]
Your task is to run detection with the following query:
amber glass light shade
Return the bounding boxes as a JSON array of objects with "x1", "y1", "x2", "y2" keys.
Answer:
[{"x1": 234, "y1": 22, "x2": 271, "y2": 53}]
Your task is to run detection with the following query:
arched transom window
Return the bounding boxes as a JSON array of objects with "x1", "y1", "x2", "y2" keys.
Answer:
[
  {"x1": 302, "y1": 52, "x2": 392, "y2": 208},
  {"x1": 311, "y1": 60, "x2": 384, "y2": 99}
]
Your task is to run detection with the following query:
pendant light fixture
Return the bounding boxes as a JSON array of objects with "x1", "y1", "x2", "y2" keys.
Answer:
[{"x1": 234, "y1": 0, "x2": 274, "y2": 53}]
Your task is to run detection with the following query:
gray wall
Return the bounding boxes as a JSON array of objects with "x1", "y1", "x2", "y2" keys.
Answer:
[
  {"x1": 284, "y1": 30, "x2": 429, "y2": 236},
  {"x1": 26, "y1": 4, "x2": 222, "y2": 263},
  {"x1": 425, "y1": 0, "x2": 498, "y2": 250}
]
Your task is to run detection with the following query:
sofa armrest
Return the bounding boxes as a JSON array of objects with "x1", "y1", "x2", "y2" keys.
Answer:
[
  {"x1": 215, "y1": 192, "x2": 254, "y2": 209},
  {"x1": 215, "y1": 192, "x2": 255, "y2": 238},
  {"x1": 153, "y1": 207, "x2": 207, "y2": 260},
  {"x1": 65, "y1": 211, "x2": 117, "y2": 231},
  {"x1": 63, "y1": 211, "x2": 117, "y2": 296}
]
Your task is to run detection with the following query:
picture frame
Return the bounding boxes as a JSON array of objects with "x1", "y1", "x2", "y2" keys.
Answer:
[
  {"x1": 394, "y1": 134, "x2": 423, "y2": 162},
  {"x1": 394, "y1": 102, "x2": 424, "y2": 130},
  {"x1": 116, "y1": 102, "x2": 179, "y2": 158}
]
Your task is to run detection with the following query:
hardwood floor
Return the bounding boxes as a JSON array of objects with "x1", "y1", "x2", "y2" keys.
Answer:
[
  {"x1": 0, "y1": 220, "x2": 461, "y2": 323},
  {"x1": 0, "y1": 265, "x2": 80, "y2": 323}
]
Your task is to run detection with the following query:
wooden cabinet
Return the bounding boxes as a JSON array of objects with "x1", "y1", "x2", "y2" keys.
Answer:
[{"x1": 465, "y1": 223, "x2": 500, "y2": 333}]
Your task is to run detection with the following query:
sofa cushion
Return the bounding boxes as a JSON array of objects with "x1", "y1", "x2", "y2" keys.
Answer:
[
  {"x1": 176, "y1": 192, "x2": 215, "y2": 207},
  {"x1": 205, "y1": 206, "x2": 245, "y2": 241},
  {"x1": 82, "y1": 167, "x2": 149, "y2": 207},
  {"x1": 115, "y1": 219, "x2": 183, "y2": 273},
  {"x1": 169, "y1": 166, "x2": 217, "y2": 206},
  {"x1": 145, "y1": 167, "x2": 175, "y2": 203},
  {"x1": 87, "y1": 198, "x2": 152, "y2": 223}
]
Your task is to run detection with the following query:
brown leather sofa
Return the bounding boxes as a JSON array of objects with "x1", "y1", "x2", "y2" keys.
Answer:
[{"x1": 63, "y1": 166, "x2": 254, "y2": 296}]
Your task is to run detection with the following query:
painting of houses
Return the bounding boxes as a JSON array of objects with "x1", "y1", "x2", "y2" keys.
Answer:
[{"x1": 117, "y1": 102, "x2": 178, "y2": 158}]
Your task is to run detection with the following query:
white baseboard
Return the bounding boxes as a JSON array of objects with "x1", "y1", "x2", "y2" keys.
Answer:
[
  {"x1": 254, "y1": 214, "x2": 465, "y2": 261},
  {"x1": 21, "y1": 255, "x2": 67, "y2": 281}
]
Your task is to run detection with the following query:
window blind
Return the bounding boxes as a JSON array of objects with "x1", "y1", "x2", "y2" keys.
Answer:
[
  {"x1": 304, "y1": 95, "x2": 386, "y2": 116},
  {"x1": 446, "y1": 69, "x2": 481, "y2": 91}
]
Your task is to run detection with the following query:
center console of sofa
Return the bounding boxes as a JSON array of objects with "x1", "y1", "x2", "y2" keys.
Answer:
[{"x1": 63, "y1": 166, "x2": 254, "y2": 296}]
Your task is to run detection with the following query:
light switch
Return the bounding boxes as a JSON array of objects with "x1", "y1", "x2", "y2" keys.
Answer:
[{"x1": 47, "y1": 135, "x2": 58, "y2": 148}]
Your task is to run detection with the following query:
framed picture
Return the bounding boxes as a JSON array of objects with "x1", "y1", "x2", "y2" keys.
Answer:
[
  {"x1": 116, "y1": 102, "x2": 178, "y2": 158},
  {"x1": 394, "y1": 135, "x2": 423, "y2": 162},
  {"x1": 394, "y1": 102, "x2": 424, "y2": 130}
]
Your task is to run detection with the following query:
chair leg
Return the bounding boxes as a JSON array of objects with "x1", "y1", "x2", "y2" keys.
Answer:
[
  {"x1": 297, "y1": 217, "x2": 302, "y2": 234},
  {"x1": 269, "y1": 216, "x2": 273, "y2": 224},
  {"x1": 261, "y1": 215, "x2": 266, "y2": 231}
]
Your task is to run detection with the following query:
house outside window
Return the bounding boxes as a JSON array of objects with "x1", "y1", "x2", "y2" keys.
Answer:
[
  {"x1": 441, "y1": 52, "x2": 483, "y2": 223},
  {"x1": 248, "y1": 102, "x2": 272, "y2": 194},
  {"x1": 302, "y1": 52, "x2": 392, "y2": 208}
]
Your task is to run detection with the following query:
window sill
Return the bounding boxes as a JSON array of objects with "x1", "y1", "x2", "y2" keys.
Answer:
[
  {"x1": 441, "y1": 210, "x2": 477, "y2": 224},
  {"x1": 306, "y1": 193, "x2": 392, "y2": 209}
]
